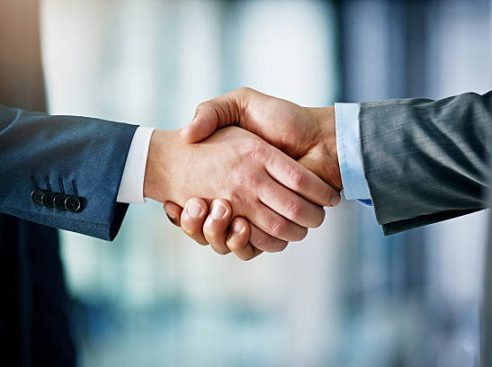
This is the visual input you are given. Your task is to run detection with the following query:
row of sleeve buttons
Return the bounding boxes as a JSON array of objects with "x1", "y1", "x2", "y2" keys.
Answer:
[
  {"x1": 31, "y1": 177, "x2": 83, "y2": 213},
  {"x1": 31, "y1": 189, "x2": 82, "y2": 213}
]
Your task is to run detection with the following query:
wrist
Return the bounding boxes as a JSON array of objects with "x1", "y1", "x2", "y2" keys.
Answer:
[
  {"x1": 309, "y1": 106, "x2": 342, "y2": 191},
  {"x1": 143, "y1": 129, "x2": 179, "y2": 202}
]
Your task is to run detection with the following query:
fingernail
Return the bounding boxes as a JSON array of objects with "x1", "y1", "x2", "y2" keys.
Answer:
[
  {"x1": 166, "y1": 213, "x2": 178, "y2": 225},
  {"x1": 187, "y1": 202, "x2": 203, "y2": 218},
  {"x1": 232, "y1": 221, "x2": 243, "y2": 233},
  {"x1": 211, "y1": 202, "x2": 226, "y2": 219},
  {"x1": 331, "y1": 194, "x2": 341, "y2": 206}
]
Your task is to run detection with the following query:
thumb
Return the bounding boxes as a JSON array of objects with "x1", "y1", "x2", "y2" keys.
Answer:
[
  {"x1": 181, "y1": 94, "x2": 242, "y2": 143},
  {"x1": 181, "y1": 103, "x2": 219, "y2": 143}
]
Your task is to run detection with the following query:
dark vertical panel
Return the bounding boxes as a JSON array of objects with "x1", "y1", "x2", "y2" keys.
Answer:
[{"x1": 0, "y1": 0, "x2": 46, "y2": 111}]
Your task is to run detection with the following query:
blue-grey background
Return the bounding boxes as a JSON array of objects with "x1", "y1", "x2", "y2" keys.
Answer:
[{"x1": 40, "y1": 0, "x2": 491, "y2": 366}]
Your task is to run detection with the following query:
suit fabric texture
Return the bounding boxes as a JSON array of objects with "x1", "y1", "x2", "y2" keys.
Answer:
[
  {"x1": 0, "y1": 105, "x2": 137, "y2": 241},
  {"x1": 360, "y1": 91, "x2": 491, "y2": 235},
  {"x1": 0, "y1": 1, "x2": 137, "y2": 366},
  {"x1": 359, "y1": 91, "x2": 492, "y2": 366}
]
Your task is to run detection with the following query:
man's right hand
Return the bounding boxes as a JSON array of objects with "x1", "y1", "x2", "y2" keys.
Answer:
[
  {"x1": 164, "y1": 88, "x2": 343, "y2": 260},
  {"x1": 146, "y1": 125, "x2": 339, "y2": 260},
  {"x1": 182, "y1": 87, "x2": 342, "y2": 190}
]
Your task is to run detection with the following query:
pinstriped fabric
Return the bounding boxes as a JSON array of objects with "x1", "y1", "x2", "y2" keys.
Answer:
[{"x1": 359, "y1": 92, "x2": 492, "y2": 235}]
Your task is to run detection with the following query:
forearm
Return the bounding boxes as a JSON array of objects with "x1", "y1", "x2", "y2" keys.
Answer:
[
  {"x1": 0, "y1": 105, "x2": 138, "y2": 240},
  {"x1": 360, "y1": 91, "x2": 492, "y2": 234},
  {"x1": 307, "y1": 106, "x2": 342, "y2": 191},
  {"x1": 144, "y1": 129, "x2": 178, "y2": 203}
]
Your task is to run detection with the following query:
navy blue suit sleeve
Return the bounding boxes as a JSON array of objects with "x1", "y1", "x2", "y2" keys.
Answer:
[{"x1": 0, "y1": 105, "x2": 138, "y2": 240}]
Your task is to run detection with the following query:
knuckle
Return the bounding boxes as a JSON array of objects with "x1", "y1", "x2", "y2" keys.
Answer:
[
  {"x1": 237, "y1": 86, "x2": 253, "y2": 95},
  {"x1": 183, "y1": 223, "x2": 205, "y2": 241},
  {"x1": 227, "y1": 190, "x2": 247, "y2": 208},
  {"x1": 249, "y1": 230, "x2": 269, "y2": 251},
  {"x1": 251, "y1": 235, "x2": 267, "y2": 251},
  {"x1": 289, "y1": 168, "x2": 306, "y2": 190},
  {"x1": 228, "y1": 241, "x2": 240, "y2": 251},
  {"x1": 250, "y1": 148, "x2": 264, "y2": 163},
  {"x1": 228, "y1": 235, "x2": 247, "y2": 251},
  {"x1": 203, "y1": 228, "x2": 217, "y2": 243},
  {"x1": 286, "y1": 200, "x2": 302, "y2": 220},
  {"x1": 228, "y1": 179, "x2": 260, "y2": 206},
  {"x1": 246, "y1": 172, "x2": 262, "y2": 188},
  {"x1": 203, "y1": 222, "x2": 222, "y2": 242},
  {"x1": 235, "y1": 170, "x2": 262, "y2": 187},
  {"x1": 183, "y1": 225, "x2": 200, "y2": 237},
  {"x1": 195, "y1": 101, "x2": 208, "y2": 113},
  {"x1": 269, "y1": 218, "x2": 289, "y2": 238},
  {"x1": 246, "y1": 141, "x2": 266, "y2": 162},
  {"x1": 214, "y1": 198, "x2": 231, "y2": 212}
]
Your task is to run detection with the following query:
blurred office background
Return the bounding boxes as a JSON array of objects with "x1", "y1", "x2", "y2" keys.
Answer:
[{"x1": 40, "y1": 0, "x2": 491, "y2": 366}]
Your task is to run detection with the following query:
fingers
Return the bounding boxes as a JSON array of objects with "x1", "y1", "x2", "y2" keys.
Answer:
[
  {"x1": 225, "y1": 217, "x2": 261, "y2": 261},
  {"x1": 248, "y1": 201, "x2": 308, "y2": 242},
  {"x1": 180, "y1": 198, "x2": 209, "y2": 245},
  {"x1": 166, "y1": 197, "x2": 289, "y2": 260},
  {"x1": 259, "y1": 179, "x2": 325, "y2": 228},
  {"x1": 198, "y1": 201, "x2": 269, "y2": 260},
  {"x1": 203, "y1": 212, "x2": 288, "y2": 259},
  {"x1": 203, "y1": 199, "x2": 233, "y2": 255},
  {"x1": 249, "y1": 224, "x2": 288, "y2": 253},
  {"x1": 168, "y1": 198, "x2": 260, "y2": 261},
  {"x1": 163, "y1": 201, "x2": 183, "y2": 226},
  {"x1": 265, "y1": 149, "x2": 341, "y2": 207},
  {"x1": 223, "y1": 219, "x2": 287, "y2": 260}
]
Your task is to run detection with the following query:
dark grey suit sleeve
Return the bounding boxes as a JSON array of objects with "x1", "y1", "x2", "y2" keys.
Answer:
[
  {"x1": 359, "y1": 91, "x2": 492, "y2": 235},
  {"x1": 0, "y1": 105, "x2": 138, "y2": 240}
]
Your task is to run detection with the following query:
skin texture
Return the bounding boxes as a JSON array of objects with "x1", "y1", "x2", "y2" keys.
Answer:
[
  {"x1": 145, "y1": 125, "x2": 339, "y2": 259},
  {"x1": 164, "y1": 88, "x2": 342, "y2": 260}
]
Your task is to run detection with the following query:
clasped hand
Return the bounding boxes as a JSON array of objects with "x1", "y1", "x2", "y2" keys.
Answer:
[{"x1": 145, "y1": 88, "x2": 342, "y2": 260}]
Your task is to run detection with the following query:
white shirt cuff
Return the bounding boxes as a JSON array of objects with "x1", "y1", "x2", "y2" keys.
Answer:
[
  {"x1": 116, "y1": 127, "x2": 155, "y2": 204},
  {"x1": 335, "y1": 103, "x2": 372, "y2": 201}
]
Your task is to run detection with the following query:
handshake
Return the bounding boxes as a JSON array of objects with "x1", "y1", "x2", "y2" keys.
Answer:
[{"x1": 144, "y1": 88, "x2": 343, "y2": 260}]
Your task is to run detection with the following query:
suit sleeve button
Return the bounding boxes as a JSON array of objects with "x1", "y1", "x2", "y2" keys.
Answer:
[
  {"x1": 31, "y1": 190, "x2": 45, "y2": 206},
  {"x1": 42, "y1": 192, "x2": 57, "y2": 208},
  {"x1": 65, "y1": 195, "x2": 82, "y2": 213},
  {"x1": 54, "y1": 194, "x2": 68, "y2": 211}
]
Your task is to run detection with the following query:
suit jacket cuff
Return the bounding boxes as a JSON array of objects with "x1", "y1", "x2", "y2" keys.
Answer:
[{"x1": 0, "y1": 106, "x2": 139, "y2": 241}]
